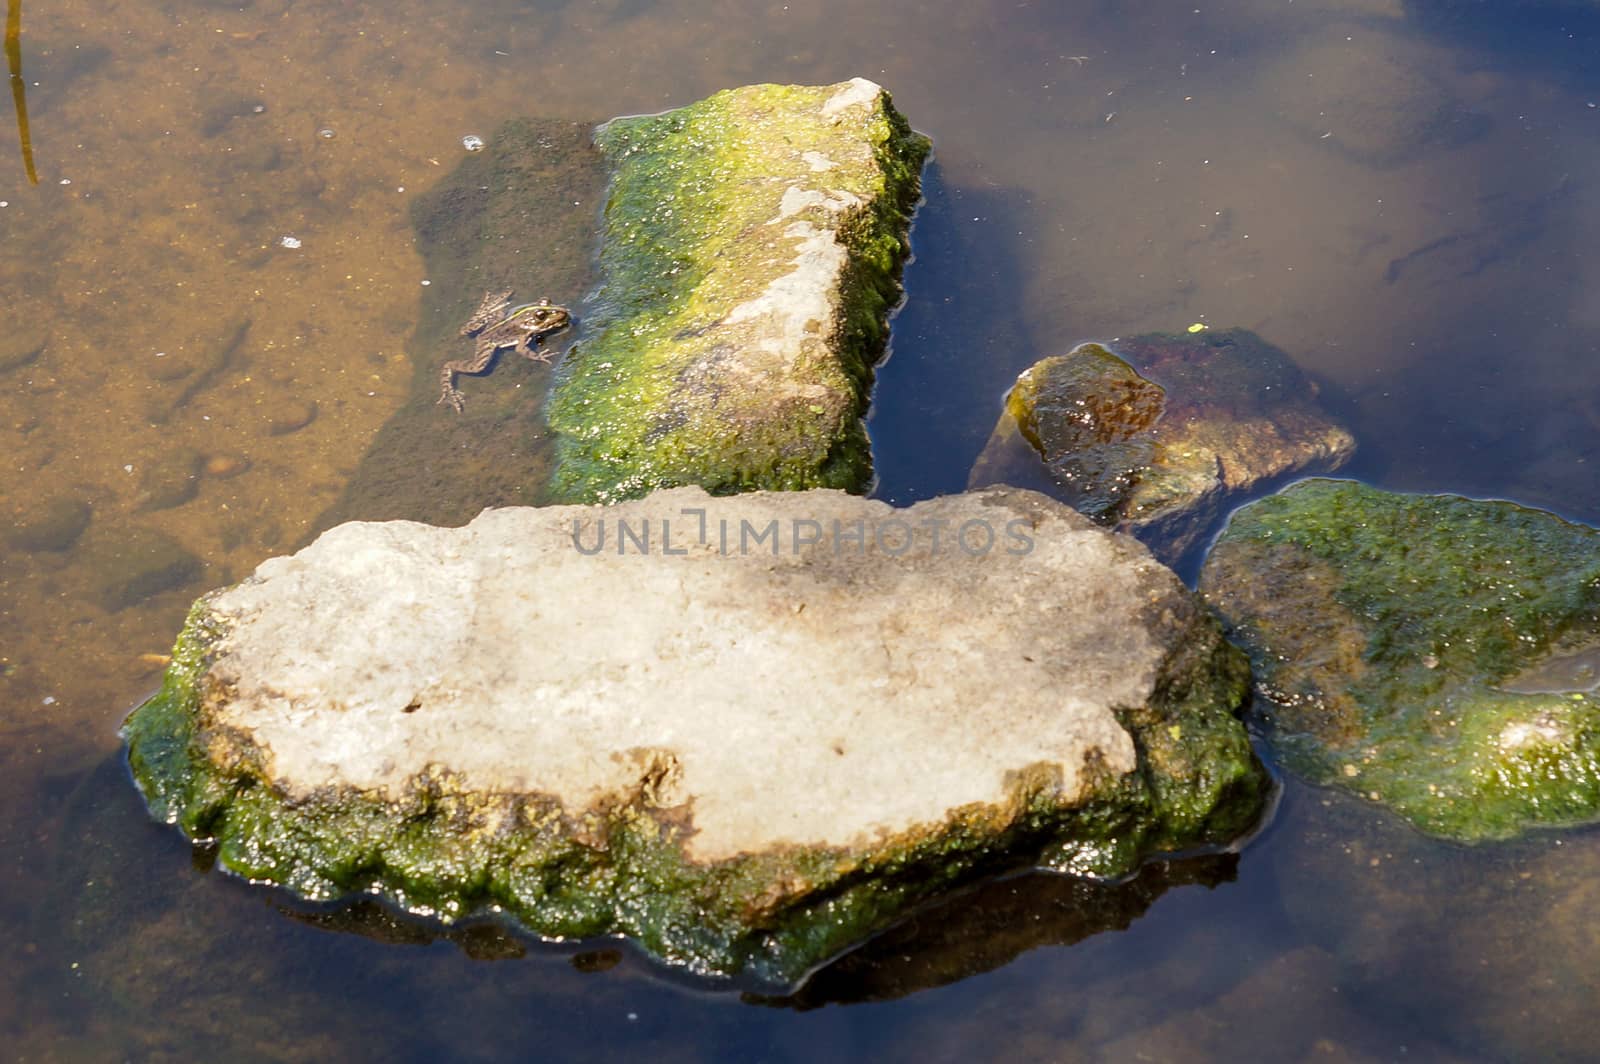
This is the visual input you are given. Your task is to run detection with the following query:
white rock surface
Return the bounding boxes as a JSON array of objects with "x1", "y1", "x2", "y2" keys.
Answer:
[{"x1": 201, "y1": 487, "x2": 1193, "y2": 863}]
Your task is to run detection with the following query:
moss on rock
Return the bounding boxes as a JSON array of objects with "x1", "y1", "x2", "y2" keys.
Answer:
[
  {"x1": 545, "y1": 79, "x2": 930, "y2": 503},
  {"x1": 1200, "y1": 478, "x2": 1600, "y2": 841}
]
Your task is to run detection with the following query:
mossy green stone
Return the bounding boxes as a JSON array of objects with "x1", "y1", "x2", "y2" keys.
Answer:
[
  {"x1": 545, "y1": 80, "x2": 929, "y2": 503},
  {"x1": 124, "y1": 488, "x2": 1268, "y2": 987},
  {"x1": 1200, "y1": 478, "x2": 1600, "y2": 841}
]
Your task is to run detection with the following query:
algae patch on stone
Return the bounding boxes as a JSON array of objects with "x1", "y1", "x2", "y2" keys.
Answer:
[
  {"x1": 124, "y1": 487, "x2": 1268, "y2": 987},
  {"x1": 545, "y1": 79, "x2": 930, "y2": 504},
  {"x1": 1200, "y1": 478, "x2": 1600, "y2": 842}
]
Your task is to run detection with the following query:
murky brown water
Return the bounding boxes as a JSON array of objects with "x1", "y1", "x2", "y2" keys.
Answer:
[{"x1": 5, "y1": 0, "x2": 1600, "y2": 1058}]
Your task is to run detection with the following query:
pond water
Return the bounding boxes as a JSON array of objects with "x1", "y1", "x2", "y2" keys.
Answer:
[{"x1": 4, "y1": 0, "x2": 1600, "y2": 1058}]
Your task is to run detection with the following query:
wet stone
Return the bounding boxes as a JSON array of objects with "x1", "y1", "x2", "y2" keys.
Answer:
[
  {"x1": 79, "y1": 524, "x2": 202, "y2": 611},
  {"x1": 136, "y1": 448, "x2": 205, "y2": 512},
  {"x1": 142, "y1": 319, "x2": 251, "y2": 425},
  {"x1": 970, "y1": 329, "x2": 1355, "y2": 565},
  {"x1": 202, "y1": 451, "x2": 251, "y2": 479},
  {"x1": 0, "y1": 322, "x2": 48, "y2": 373},
  {"x1": 124, "y1": 486, "x2": 1268, "y2": 987},
  {"x1": 1200, "y1": 478, "x2": 1600, "y2": 842},
  {"x1": 265, "y1": 398, "x2": 317, "y2": 436},
  {"x1": 6, "y1": 494, "x2": 91, "y2": 552}
]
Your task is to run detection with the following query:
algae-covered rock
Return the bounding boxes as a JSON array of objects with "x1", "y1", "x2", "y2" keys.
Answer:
[
  {"x1": 970, "y1": 329, "x2": 1355, "y2": 564},
  {"x1": 125, "y1": 486, "x2": 1267, "y2": 987},
  {"x1": 1199, "y1": 478, "x2": 1600, "y2": 842},
  {"x1": 545, "y1": 79, "x2": 930, "y2": 504}
]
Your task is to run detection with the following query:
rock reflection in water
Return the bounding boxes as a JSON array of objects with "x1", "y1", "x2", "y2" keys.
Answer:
[
  {"x1": 233, "y1": 847, "x2": 1237, "y2": 1007},
  {"x1": 279, "y1": 899, "x2": 529, "y2": 963},
  {"x1": 752, "y1": 853, "x2": 1238, "y2": 1009}
]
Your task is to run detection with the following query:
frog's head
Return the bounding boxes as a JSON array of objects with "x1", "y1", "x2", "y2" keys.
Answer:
[{"x1": 508, "y1": 301, "x2": 572, "y2": 335}]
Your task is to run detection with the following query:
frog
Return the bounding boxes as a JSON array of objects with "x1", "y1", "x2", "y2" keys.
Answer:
[{"x1": 437, "y1": 290, "x2": 573, "y2": 412}]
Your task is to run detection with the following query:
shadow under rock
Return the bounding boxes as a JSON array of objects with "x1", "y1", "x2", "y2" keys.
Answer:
[
  {"x1": 313, "y1": 117, "x2": 608, "y2": 536},
  {"x1": 751, "y1": 852, "x2": 1241, "y2": 1010}
]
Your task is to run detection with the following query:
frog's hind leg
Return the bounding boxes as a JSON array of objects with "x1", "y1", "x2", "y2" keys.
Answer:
[
  {"x1": 437, "y1": 337, "x2": 501, "y2": 413},
  {"x1": 460, "y1": 290, "x2": 514, "y2": 336},
  {"x1": 437, "y1": 362, "x2": 470, "y2": 413}
]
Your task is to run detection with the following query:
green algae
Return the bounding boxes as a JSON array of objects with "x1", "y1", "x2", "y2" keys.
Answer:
[
  {"x1": 1200, "y1": 478, "x2": 1600, "y2": 841},
  {"x1": 123, "y1": 585, "x2": 1268, "y2": 987},
  {"x1": 545, "y1": 81, "x2": 930, "y2": 504}
]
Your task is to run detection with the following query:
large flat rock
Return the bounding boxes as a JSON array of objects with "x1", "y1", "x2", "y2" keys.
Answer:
[
  {"x1": 125, "y1": 487, "x2": 1268, "y2": 986},
  {"x1": 545, "y1": 79, "x2": 930, "y2": 503}
]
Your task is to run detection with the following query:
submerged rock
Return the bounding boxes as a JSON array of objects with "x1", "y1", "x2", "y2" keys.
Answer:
[
  {"x1": 0, "y1": 320, "x2": 47, "y2": 372},
  {"x1": 79, "y1": 525, "x2": 202, "y2": 611},
  {"x1": 1199, "y1": 478, "x2": 1600, "y2": 842},
  {"x1": 125, "y1": 487, "x2": 1268, "y2": 986},
  {"x1": 1272, "y1": 784, "x2": 1600, "y2": 1064},
  {"x1": 969, "y1": 329, "x2": 1355, "y2": 564},
  {"x1": 545, "y1": 79, "x2": 930, "y2": 503},
  {"x1": 6, "y1": 493, "x2": 91, "y2": 552},
  {"x1": 1257, "y1": 26, "x2": 1488, "y2": 167},
  {"x1": 136, "y1": 448, "x2": 204, "y2": 512}
]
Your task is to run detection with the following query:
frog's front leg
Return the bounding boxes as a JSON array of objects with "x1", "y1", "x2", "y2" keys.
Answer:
[
  {"x1": 436, "y1": 337, "x2": 500, "y2": 413},
  {"x1": 513, "y1": 335, "x2": 558, "y2": 365}
]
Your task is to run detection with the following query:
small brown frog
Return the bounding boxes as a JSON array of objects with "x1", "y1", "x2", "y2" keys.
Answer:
[{"x1": 437, "y1": 290, "x2": 573, "y2": 412}]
